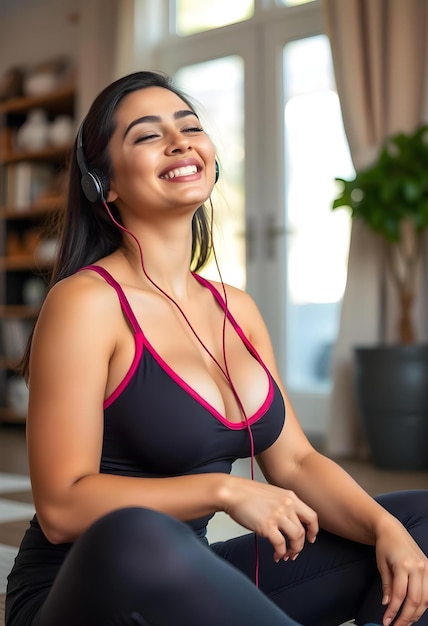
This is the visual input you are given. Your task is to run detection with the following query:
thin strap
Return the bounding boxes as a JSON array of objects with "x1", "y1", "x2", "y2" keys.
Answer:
[
  {"x1": 192, "y1": 273, "x2": 237, "y2": 324},
  {"x1": 192, "y1": 273, "x2": 265, "y2": 364},
  {"x1": 78, "y1": 265, "x2": 142, "y2": 335},
  {"x1": 193, "y1": 272, "x2": 248, "y2": 334}
]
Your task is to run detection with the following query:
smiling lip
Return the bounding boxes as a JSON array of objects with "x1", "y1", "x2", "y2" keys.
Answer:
[{"x1": 159, "y1": 159, "x2": 201, "y2": 180}]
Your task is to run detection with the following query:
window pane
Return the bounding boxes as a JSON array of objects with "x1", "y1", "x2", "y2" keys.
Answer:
[
  {"x1": 283, "y1": 36, "x2": 353, "y2": 392},
  {"x1": 175, "y1": 57, "x2": 246, "y2": 289},
  {"x1": 173, "y1": 0, "x2": 254, "y2": 36},
  {"x1": 278, "y1": 0, "x2": 315, "y2": 6}
]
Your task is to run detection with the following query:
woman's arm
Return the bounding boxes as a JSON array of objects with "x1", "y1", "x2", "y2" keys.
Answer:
[
  {"x1": 231, "y1": 289, "x2": 392, "y2": 540},
  {"x1": 232, "y1": 288, "x2": 427, "y2": 626},
  {"x1": 27, "y1": 273, "x2": 233, "y2": 543}
]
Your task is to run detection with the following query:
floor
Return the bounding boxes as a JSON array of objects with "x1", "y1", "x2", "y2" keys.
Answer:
[{"x1": 0, "y1": 423, "x2": 427, "y2": 624}]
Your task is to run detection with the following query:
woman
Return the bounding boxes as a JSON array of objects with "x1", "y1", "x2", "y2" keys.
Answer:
[{"x1": 5, "y1": 71, "x2": 427, "y2": 626}]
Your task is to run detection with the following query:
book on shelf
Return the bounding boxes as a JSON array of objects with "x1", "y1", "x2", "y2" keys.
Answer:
[{"x1": 3, "y1": 161, "x2": 55, "y2": 210}]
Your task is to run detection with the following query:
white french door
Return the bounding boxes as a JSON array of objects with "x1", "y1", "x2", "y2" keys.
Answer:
[
  {"x1": 155, "y1": 23, "x2": 262, "y2": 294},
  {"x1": 150, "y1": 0, "x2": 352, "y2": 438},
  {"x1": 261, "y1": 12, "x2": 353, "y2": 435}
]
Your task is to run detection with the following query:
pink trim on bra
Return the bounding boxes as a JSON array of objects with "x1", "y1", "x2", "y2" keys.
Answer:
[
  {"x1": 104, "y1": 332, "x2": 144, "y2": 409},
  {"x1": 143, "y1": 337, "x2": 274, "y2": 430},
  {"x1": 79, "y1": 265, "x2": 274, "y2": 428}
]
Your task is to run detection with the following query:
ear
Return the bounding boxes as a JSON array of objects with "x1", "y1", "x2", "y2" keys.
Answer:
[{"x1": 106, "y1": 187, "x2": 118, "y2": 203}]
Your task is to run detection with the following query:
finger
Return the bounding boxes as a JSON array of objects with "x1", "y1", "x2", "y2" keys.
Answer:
[
  {"x1": 305, "y1": 516, "x2": 319, "y2": 543},
  {"x1": 293, "y1": 501, "x2": 319, "y2": 544},
  {"x1": 379, "y1": 566, "x2": 393, "y2": 606},
  {"x1": 268, "y1": 526, "x2": 304, "y2": 562},
  {"x1": 383, "y1": 571, "x2": 408, "y2": 626},
  {"x1": 278, "y1": 515, "x2": 307, "y2": 559},
  {"x1": 266, "y1": 527, "x2": 288, "y2": 562},
  {"x1": 393, "y1": 567, "x2": 425, "y2": 626}
]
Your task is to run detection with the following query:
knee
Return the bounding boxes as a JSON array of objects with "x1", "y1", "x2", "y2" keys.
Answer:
[
  {"x1": 84, "y1": 506, "x2": 189, "y2": 549},
  {"x1": 73, "y1": 507, "x2": 198, "y2": 573},
  {"x1": 69, "y1": 507, "x2": 209, "y2": 594}
]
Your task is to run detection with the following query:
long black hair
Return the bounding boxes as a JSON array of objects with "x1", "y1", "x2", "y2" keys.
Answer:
[
  {"x1": 21, "y1": 71, "x2": 213, "y2": 379},
  {"x1": 54, "y1": 70, "x2": 212, "y2": 282}
]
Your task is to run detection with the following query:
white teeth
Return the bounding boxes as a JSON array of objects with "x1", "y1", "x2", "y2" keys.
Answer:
[{"x1": 161, "y1": 165, "x2": 198, "y2": 179}]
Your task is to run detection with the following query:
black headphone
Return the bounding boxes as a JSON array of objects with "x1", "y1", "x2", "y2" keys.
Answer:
[{"x1": 76, "y1": 122, "x2": 110, "y2": 204}]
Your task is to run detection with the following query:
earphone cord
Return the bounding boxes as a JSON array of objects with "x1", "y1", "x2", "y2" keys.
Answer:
[
  {"x1": 102, "y1": 199, "x2": 260, "y2": 587},
  {"x1": 207, "y1": 199, "x2": 260, "y2": 587}
]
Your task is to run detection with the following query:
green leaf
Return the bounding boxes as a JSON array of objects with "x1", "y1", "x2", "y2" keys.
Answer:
[{"x1": 331, "y1": 124, "x2": 428, "y2": 244}]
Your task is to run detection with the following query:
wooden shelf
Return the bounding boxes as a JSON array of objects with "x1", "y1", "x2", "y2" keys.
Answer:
[
  {"x1": 0, "y1": 406, "x2": 26, "y2": 424},
  {"x1": 0, "y1": 85, "x2": 75, "y2": 116},
  {"x1": 0, "y1": 81, "x2": 74, "y2": 416},
  {"x1": 0, "y1": 305, "x2": 39, "y2": 318},
  {"x1": 1, "y1": 143, "x2": 72, "y2": 165},
  {"x1": 0, "y1": 255, "x2": 52, "y2": 271},
  {"x1": 0, "y1": 196, "x2": 65, "y2": 219}
]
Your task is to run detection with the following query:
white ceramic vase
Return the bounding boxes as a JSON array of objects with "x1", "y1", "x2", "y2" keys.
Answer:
[
  {"x1": 16, "y1": 109, "x2": 49, "y2": 152},
  {"x1": 48, "y1": 115, "x2": 74, "y2": 146}
]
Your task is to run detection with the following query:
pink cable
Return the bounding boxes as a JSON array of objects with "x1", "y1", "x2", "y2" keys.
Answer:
[
  {"x1": 207, "y1": 199, "x2": 260, "y2": 587},
  {"x1": 103, "y1": 200, "x2": 260, "y2": 586}
]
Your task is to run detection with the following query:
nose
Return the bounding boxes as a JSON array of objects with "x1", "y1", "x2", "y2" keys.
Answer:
[{"x1": 165, "y1": 128, "x2": 192, "y2": 154}]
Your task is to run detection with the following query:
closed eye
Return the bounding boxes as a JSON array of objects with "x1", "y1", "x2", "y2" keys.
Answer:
[
  {"x1": 134, "y1": 133, "x2": 159, "y2": 143},
  {"x1": 133, "y1": 125, "x2": 204, "y2": 144},
  {"x1": 183, "y1": 126, "x2": 204, "y2": 133}
]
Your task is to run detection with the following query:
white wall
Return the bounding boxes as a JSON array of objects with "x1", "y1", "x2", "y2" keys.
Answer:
[{"x1": 0, "y1": 0, "x2": 81, "y2": 79}]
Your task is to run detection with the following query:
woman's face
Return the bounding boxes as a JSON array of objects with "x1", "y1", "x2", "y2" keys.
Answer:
[{"x1": 107, "y1": 86, "x2": 216, "y2": 218}]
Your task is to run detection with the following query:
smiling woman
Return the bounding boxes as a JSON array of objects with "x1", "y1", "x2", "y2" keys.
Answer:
[{"x1": 4, "y1": 71, "x2": 428, "y2": 626}]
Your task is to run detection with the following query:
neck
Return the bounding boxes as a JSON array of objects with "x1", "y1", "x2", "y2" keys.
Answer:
[{"x1": 120, "y1": 216, "x2": 198, "y2": 301}]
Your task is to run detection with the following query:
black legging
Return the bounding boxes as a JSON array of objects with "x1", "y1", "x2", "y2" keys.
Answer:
[{"x1": 32, "y1": 490, "x2": 427, "y2": 626}]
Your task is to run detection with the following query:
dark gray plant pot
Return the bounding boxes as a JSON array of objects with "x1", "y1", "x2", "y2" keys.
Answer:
[{"x1": 354, "y1": 344, "x2": 428, "y2": 470}]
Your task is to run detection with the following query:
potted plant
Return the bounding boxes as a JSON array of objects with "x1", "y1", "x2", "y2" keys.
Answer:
[{"x1": 332, "y1": 125, "x2": 428, "y2": 470}]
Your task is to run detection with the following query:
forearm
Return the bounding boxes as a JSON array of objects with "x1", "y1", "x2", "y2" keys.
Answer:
[
  {"x1": 283, "y1": 450, "x2": 394, "y2": 545},
  {"x1": 36, "y1": 472, "x2": 230, "y2": 544}
]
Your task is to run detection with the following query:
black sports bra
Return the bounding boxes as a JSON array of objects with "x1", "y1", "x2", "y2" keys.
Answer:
[{"x1": 84, "y1": 266, "x2": 286, "y2": 535}]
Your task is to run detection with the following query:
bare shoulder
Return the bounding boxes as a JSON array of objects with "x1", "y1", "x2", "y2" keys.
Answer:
[
  {"x1": 33, "y1": 268, "x2": 124, "y2": 359},
  {"x1": 41, "y1": 268, "x2": 119, "y2": 321},
  {"x1": 28, "y1": 267, "x2": 126, "y2": 390}
]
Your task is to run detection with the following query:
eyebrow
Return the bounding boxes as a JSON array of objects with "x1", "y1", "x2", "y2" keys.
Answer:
[{"x1": 123, "y1": 109, "x2": 199, "y2": 139}]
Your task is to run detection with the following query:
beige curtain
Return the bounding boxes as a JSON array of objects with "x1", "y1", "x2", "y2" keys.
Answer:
[{"x1": 322, "y1": 0, "x2": 428, "y2": 457}]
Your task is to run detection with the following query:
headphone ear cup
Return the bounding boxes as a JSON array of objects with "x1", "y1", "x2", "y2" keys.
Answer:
[
  {"x1": 81, "y1": 168, "x2": 110, "y2": 204},
  {"x1": 215, "y1": 160, "x2": 220, "y2": 184}
]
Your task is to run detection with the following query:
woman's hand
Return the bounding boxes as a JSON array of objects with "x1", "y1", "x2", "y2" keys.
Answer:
[
  {"x1": 222, "y1": 476, "x2": 318, "y2": 562},
  {"x1": 375, "y1": 518, "x2": 428, "y2": 626}
]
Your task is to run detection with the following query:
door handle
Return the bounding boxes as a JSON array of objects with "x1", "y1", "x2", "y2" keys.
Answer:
[
  {"x1": 265, "y1": 214, "x2": 286, "y2": 259},
  {"x1": 237, "y1": 215, "x2": 256, "y2": 262}
]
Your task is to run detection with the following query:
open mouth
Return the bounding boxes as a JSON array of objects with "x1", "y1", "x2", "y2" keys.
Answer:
[{"x1": 160, "y1": 165, "x2": 199, "y2": 179}]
